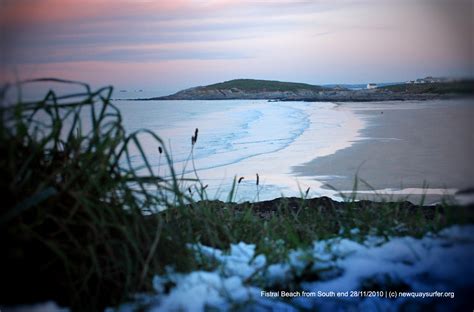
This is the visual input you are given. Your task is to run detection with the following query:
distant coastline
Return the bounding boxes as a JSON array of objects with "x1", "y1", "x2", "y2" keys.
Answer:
[{"x1": 127, "y1": 78, "x2": 474, "y2": 102}]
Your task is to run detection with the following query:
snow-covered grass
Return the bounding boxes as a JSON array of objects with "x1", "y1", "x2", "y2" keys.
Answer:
[{"x1": 113, "y1": 225, "x2": 474, "y2": 311}]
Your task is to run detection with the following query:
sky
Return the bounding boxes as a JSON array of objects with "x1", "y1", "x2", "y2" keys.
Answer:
[{"x1": 1, "y1": 0, "x2": 473, "y2": 95}]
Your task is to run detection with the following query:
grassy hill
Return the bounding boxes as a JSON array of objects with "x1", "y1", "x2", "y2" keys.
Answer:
[
  {"x1": 381, "y1": 80, "x2": 474, "y2": 94},
  {"x1": 201, "y1": 79, "x2": 329, "y2": 92}
]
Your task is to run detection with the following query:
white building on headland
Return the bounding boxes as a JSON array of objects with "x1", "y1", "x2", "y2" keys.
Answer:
[{"x1": 367, "y1": 83, "x2": 377, "y2": 89}]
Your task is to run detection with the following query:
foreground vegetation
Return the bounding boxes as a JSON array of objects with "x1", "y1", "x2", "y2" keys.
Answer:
[{"x1": 1, "y1": 79, "x2": 472, "y2": 311}]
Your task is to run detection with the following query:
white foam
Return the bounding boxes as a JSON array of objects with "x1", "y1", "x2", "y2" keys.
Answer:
[{"x1": 181, "y1": 101, "x2": 365, "y2": 201}]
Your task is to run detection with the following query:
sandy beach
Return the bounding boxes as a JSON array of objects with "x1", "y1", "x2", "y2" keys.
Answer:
[{"x1": 294, "y1": 98, "x2": 474, "y2": 204}]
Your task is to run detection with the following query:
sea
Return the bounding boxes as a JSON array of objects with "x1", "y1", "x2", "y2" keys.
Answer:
[
  {"x1": 112, "y1": 98, "x2": 363, "y2": 202},
  {"x1": 3, "y1": 82, "x2": 364, "y2": 202}
]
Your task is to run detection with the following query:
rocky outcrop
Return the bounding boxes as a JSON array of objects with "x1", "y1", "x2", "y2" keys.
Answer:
[{"x1": 145, "y1": 87, "x2": 449, "y2": 102}]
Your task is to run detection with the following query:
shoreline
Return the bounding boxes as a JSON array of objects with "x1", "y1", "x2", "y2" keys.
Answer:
[
  {"x1": 118, "y1": 93, "x2": 469, "y2": 102},
  {"x1": 187, "y1": 101, "x2": 365, "y2": 202},
  {"x1": 293, "y1": 98, "x2": 474, "y2": 204}
]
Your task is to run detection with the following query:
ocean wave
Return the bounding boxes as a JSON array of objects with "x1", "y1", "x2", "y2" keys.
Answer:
[{"x1": 113, "y1": 100, "x2": 364, "y2": 201}]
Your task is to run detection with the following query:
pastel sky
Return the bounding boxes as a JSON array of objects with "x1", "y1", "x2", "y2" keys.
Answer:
[{"x1": 1, "y1": 0, "x2": 473, "y2": 95}]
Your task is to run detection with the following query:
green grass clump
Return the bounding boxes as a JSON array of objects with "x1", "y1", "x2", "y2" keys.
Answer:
[
  {"x1": 0, "y1": 79, "x2": 190, "y2": 310},
  {"x1": 174, "y1": 196, "x2": 472, "y2": 261}
]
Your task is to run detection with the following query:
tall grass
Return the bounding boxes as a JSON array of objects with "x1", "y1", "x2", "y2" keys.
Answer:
[
  {"x1": 0, "y1": 79, "x2": 190, "y2": 310},
  {"x1": 1, "y1": 79, "x2": 472, "y2": 311}
]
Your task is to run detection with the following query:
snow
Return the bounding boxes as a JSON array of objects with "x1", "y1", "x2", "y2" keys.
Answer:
[
  {"x1": 151, "y1": 272, "x2": 252, "y2": 311},
  {"x1": 111, "y1": 225, "x2": 474, "y2": 311},
  {"x1": 189, "y1": 242, "x2": 266, "y2": 280}
]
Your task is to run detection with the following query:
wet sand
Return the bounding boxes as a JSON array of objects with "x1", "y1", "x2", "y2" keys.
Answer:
[{"x1": 294, "y1": 98, "x2": 474, "y2": 204}]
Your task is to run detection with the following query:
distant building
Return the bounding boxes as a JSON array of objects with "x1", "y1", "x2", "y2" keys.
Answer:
[
  {"x1": 367, "y1": 83, "x2": 377, "y2": 89},
  {"x1": 425, "y1": 76, "x2": 435, "y2": 83},
  {"x1": 412, "y1": 76, "x2": 447, "y2": 84}
]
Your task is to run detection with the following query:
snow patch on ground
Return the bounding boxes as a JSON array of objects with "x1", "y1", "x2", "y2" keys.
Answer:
[{"x1": 112, "y1": 225, "x2": 474, "y2": 311}]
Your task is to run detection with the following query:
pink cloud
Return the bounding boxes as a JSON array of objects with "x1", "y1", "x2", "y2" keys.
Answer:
[{"x1": 0, "y1": 0, "x2": 236, "y2": 29}]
